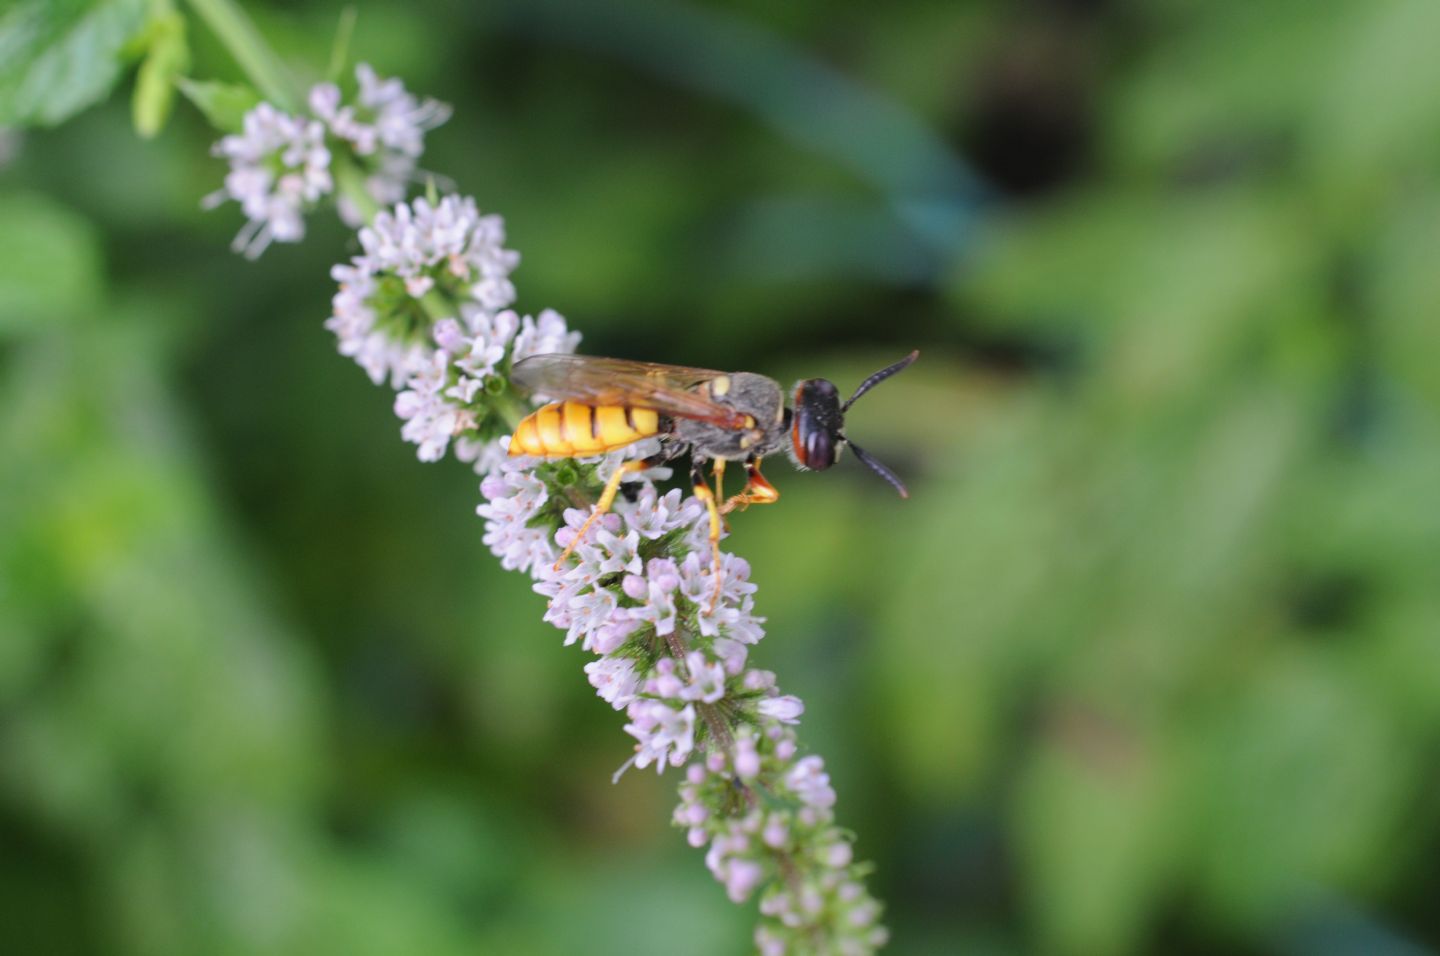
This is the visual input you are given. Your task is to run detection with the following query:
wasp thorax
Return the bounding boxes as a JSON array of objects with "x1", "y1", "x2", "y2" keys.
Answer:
[
  {"x1": 671, "y1": 371, "x2": 786, "y2": 462},
  {"x1": 791, "y1": 378, "x2": 845, "y2": 470}
]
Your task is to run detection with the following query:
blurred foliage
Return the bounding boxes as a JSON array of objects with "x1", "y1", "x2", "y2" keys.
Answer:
[
  {"x1": 2, "y1": 1, "x2": 1440, "y2": 954},
  {"x1": 0, "y1": 0, "x2": 150, "y2": 127}
]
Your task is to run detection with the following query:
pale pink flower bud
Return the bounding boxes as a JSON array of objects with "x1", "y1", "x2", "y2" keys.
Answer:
[
  {"x1": 820, "y1": 842, "x2": 853, "y2": 868},
  {"x1": 725, "y1": 859, "x2": 765, "y2": 903},
  {"x1": 734, "y1": 735, "x2": 761, "y2": 780},
  {"x1": 849, "y1": 901, "x2": 880, "y2": 927},
  {"x1": 758, "y1": 695, "x2": 804, "y2": 724},
  {"x1": 742, "y1": 669, "x2": 777, "y2": 692},
  {"x1": 755, "y1": 928, "x2": 786, "y2": 956}
]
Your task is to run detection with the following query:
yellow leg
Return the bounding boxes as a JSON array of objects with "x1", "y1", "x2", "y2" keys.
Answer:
[
  {"x1": 712, "y1": 458, "x2": 730, "y2": 533},
  {"x1": 691, "y1": 461, "x2": 725, "y2": 611},
  {"x1": 553, "y1": 459, "x2": 649, "y2": 571},
  {"x1": 721, "y1": 458, "x2": 781, "y2": 515}
]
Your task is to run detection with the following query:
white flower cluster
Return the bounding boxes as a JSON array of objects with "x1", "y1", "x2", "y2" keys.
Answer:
[
  {"x1": 206, "y1": 103, "x2": 331, "y2": 257},
  {"x1": 476, "y1": 448, "x2": 886, "y2": 953},
  {"x1": 482, "y1": 463, "x2": 773, "y2": 764},
  {"x1": 328, "y1": 195, "x2": 532, "y2": 392},
  {"x1": 207, "y1": 64, "x2": 448, "y2": 258},
  {"x1": 325, "y1": 192, "x2": 579, "y2": 464},
  {"x1": 310, "y1": 63, "x2": 451, "y2": 224},
  {"x1": 477, "y1": 460, "x2": 556, "y2": 574},
  {"x1": 392, "y1": 305, "x2": 576, "y2": 461}
]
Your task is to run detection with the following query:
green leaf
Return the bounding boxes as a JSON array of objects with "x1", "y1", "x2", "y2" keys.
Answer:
[
  {"x1": 0, "y1": 192, "x2": 104, "y2": 333},
  {"x1": 131, "y1": 9, "x2": 188, "y2": 138},
  {"x1": 1016, "y1": 723, "x2": 1177, "y2": 956},
  {"x1": 1302, "y1": 0, "x2": 1440, "y2": 197},
  {"x1": 0, "y1": 0, "x2": 150, "y2": 128},
  {"x1": 174, "y1": 76, "x2": 258, "y2": 134},
  {"x1": 1189, "y1": 654, "x2": 1410, "y2": 925}
]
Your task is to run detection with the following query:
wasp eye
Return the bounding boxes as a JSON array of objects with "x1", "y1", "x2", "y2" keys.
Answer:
[
  {"x1": 804, "y1": 429, "x2": 835, "y2": 470},
  {"x1": 792, "y1": 378, "x2": 843, "y2": 470}
]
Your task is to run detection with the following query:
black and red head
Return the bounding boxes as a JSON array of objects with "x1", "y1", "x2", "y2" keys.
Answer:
[{"x1": 787, "y1": 350, "x2": 918, "y2": 497}]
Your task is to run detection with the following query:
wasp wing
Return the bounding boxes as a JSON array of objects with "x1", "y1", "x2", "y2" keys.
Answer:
[{"x1": 511, "y1": 354, "x2": 749, "y2": 429}]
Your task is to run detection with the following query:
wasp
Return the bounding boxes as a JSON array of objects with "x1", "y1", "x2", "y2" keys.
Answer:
[{"x1": 509, "y1": 350, "x2": 918, "y2": 600}]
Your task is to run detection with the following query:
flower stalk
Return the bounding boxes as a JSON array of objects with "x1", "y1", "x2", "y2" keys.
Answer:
[
  {"x1": 189, "y1": 16, "x2": 887, "y2": 952},
  {"x1": 333, "y1": 155, "x2": 381, "y2": 224}
]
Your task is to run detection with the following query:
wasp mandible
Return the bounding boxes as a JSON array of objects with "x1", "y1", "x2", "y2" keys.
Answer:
[{"x1": 509, "y1": 350, "x2": 919, "y2": 601}]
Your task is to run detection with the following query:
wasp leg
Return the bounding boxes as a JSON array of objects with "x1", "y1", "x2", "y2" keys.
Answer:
[
  {"x1": 691, "y1": 458, "x2": 725, "y2": 611},
  {"x1": 720, "y1": 457, "x2": 781, "y2": 515},
  {"x1": 711, "y1": 458, "x2": 730, "y2": 533},
  {"x1": 552, "y1": 457, "x2": 654, "y2": 572}
]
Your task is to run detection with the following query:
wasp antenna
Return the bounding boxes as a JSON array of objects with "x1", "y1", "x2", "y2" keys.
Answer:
[
  {"x1": 843, "y1": 350, "x2": 920, "y2": 411},
  {"x1": 847, "y1": 440, "x2": 909, "y2": 498}
]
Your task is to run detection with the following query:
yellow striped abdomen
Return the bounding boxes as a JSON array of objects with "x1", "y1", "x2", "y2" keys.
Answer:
[{"x1": 509, "y1": 401, "x2": 661, "y2": 458}]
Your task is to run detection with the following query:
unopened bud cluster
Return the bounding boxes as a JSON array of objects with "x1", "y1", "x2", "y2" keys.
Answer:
[{"x1": 680, "y1": 730, "x2": 889, "y2": 956}]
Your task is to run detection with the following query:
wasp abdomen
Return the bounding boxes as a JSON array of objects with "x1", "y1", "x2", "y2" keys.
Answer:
[{"x1": 510, "y1": 401, "x2": 661, "y2": 458}]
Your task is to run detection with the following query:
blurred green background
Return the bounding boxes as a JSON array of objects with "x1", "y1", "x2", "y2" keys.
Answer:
[{"x1": 4, "y1": 0, "x2": 1440, "y2": 954}]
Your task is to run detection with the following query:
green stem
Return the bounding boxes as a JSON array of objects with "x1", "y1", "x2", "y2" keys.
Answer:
[
  {"x1": 183, "y1": 0, "x2": 300, "y2": 111},
  {"x1": 491, "y1": 389, "x2": 532, "y2": 431},
  {"x1": 326, "y1": 6, "x2": 359, "y2": 83},
  {"x1": 419, "y1": 289, "x2": 454, "y2": 323},
  {"x1": 333, "y1": 157, "x2": 382, "y2": 223}
]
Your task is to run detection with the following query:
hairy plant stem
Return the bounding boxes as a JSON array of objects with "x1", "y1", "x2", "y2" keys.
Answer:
[
  {"x1": 562, "y1": 486, "x2": 593, "y2": 510},
  {"x1": 698, "y1": 703, "x2": 736, "y2": 755},
  {"x1": 663, "y1": 628, "x2": 737, "y2": 760}
]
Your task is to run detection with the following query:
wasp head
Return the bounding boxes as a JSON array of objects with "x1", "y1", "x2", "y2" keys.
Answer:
[{"x1": 788, "y1": 350, "x2": 918, "y2": 497}]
